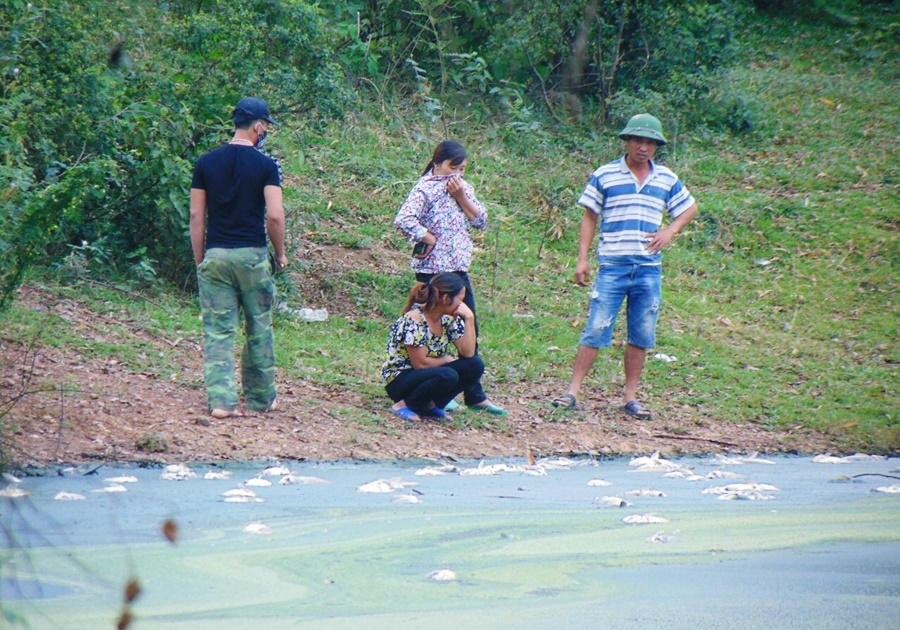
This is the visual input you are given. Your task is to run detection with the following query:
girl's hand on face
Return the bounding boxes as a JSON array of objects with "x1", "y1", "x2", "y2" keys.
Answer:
[
  {"x1": 446, "y1": 175, "x2": 466, "y2": 201},
  {"x1": 454, "y1": 302, "x2": 474, "y2": 321}
]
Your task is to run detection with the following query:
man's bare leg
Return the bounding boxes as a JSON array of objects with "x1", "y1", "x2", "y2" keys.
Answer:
[
  {"x1": 563, "y1": 344, "x2": 600, "y2": 401},
  {"x1": 624, "y1": 343, "x2": 647, "y2": 404}
]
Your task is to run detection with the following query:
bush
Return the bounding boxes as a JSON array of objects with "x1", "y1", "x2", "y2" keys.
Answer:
[{"x1": 0, "y1": 0, "x2": 349, "y2": 308}]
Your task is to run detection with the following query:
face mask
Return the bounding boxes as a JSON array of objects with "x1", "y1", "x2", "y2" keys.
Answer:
[{"x1": 255, "y1": 124, "x2": 268, "y2": 150}]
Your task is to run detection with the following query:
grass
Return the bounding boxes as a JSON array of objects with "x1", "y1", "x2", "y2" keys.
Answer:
[{"x1": 1, "y1": 2, "x2": 897, "y2": 452}]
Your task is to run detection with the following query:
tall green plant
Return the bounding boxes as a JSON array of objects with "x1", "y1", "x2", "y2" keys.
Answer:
[{"x1": 0, "y1": 0, "x2": 350, "y2": 308}]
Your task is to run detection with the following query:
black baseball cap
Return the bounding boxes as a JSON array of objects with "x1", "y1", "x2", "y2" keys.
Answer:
[{"x1": 232, "y1": 97, "x2": 278, "y2": 126}]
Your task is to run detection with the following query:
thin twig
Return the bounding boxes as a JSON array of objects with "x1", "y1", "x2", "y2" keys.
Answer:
[{"x1": 651, "y1": 433, "x2": 739, "y2": 448}]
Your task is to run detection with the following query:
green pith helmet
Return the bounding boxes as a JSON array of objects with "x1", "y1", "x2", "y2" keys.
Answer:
[{"x1": 618, "y1": 113, "x2": 667, "y2": 145}]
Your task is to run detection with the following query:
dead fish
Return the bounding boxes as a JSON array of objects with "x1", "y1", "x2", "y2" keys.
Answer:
[
  {"x1": 243, "y1": 477, "x2": 273, "y2": 487},
  {"x1": 356, "y1": 478, "x2": 416, "y2": 493},
  {"x1": 414, "y1": 464, "x2": 459, "y2": 476},
  {"x1": 54, "y1": 492, "x2": 87, "y2": 501},
  {"x1": 629, "y1": 451, "x2": 686, "y2": 473},
  {"x1": 874, "y1": 484, "x2": 900, "y2": 494},
  {"x1": 225, "y1": 496, "x2": 264, "y2": 503},
  {"x1": 703, "y1": 482, "x2": 779, "y2": 495},
  {"x1": 593, "y1": 496, "x2": 631, "y2": 508},
  {"x1": 0, "y1": 486, "x2": 30, "y2": 498},
  {"x1": 93, "y1": 484, "x2": 127, "y2": 493},
  {"x1": 622, "y1": 514, "x2": 669, "y2": 524},
  {"x1": 427, "y1": 569, "x2": 458, "y2": 582},
  {"x1": 459, "y1": 460, "x2": 508, "y2": 476},
  {"x1": 624, "y1": 488, "x2": 667, "y2": 497},
  {"x1": 647, "y1": 531, "x2": 676, "y2": 543},
  {"x1": 814, "y1": 453, "x2": 886, "y2": 464},
  {"x1": 106, "y1": 476, "x2": 139, "y2": 484},
  {"x1": 521, "y1": 466, "x2": 548, "y2": 477},
  {"x1": 243, "y1": 522, "x2": 273, "y2": 535},
  {"x1": 2, "y1": 473, "x2": 22, "y2": 484},
  {"x1": 713, "y1": 452, "x2": 775, "y2": 465},
  {"x1": 587, "y1": 478, "x2": 613, "y2": 487},
  {"x1": 262, "y1": 465, "x2": 292, "y2": 477},
  {"x1": 392, "y1": 493, "x2": 423, "y2": 504},
  {"x1": 718, "y1": 491, "x2": 774, "y2": 501},
  {"x1": 279, "y1": 474, "x2": 331, "y2": 485},
  {"x1": 160, "y1": 464, "x2": 197, "y2": 481},
  {"x1": 706, "y1": 469, "x2": 744, "y2": 480},
  {"x1": 222, "y1": 488, "x2": 257, "y2": 498},
  {"x1": 203, "y1": 471, "x2": 233, "y2": 480},
  {"x1": 535, "y1": 457, "x2": 575, "y2": 470},
  {"x1": 812, "y1": 454, "x2": 849, "y2": 464}
]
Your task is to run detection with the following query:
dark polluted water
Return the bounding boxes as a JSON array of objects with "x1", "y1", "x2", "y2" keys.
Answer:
[{"x1": 1, "y1": 454, "x2": 898, "y2": 629}]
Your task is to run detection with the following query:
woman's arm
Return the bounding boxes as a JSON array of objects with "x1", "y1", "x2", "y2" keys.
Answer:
[
  {"x1": 394, "y1": 186, "x2": 430, "y2": 242},
  {"x1": 447, "y1": 178, "x2": 486, "y2": 227},
  {"x1": 406, "y1": 344, "x2": 455, "y2": 369},
  {"x1": 451, "y1": 303, "x2": 477, "y2": 358}
]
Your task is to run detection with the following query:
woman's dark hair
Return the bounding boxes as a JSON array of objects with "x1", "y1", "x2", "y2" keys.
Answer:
[
  {"x1": 423, "y1": 140, "x2": 467, "y2": 176},
  {"x1": 402, "y1": 272, "x2": 465, "y2": 314}
]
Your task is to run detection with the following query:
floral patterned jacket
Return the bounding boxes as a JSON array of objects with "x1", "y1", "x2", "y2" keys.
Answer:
[
  {"x1": 381, "y1": 304, "x2": 467, "y2": 385},
  {"x1": 394, "y1": 173, "x2": 487, "y2": 273}
]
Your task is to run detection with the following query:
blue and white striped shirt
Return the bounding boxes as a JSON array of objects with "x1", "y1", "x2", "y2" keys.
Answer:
[{"x1": 577, "y1": 157, "x2": 695, "y2": 265}]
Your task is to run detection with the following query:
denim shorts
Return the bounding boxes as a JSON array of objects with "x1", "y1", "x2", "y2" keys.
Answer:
[{"x1": 579, "y1": 264, "x2": 661, "y2": 349}]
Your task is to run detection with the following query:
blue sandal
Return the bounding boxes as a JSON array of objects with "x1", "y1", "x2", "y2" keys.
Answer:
[
  {"x1": 422, "y1": 407, "x2": 448, "y2": 420},
  {"x1": 393, "y1": 407, "x2": 420, "y2": 422}
]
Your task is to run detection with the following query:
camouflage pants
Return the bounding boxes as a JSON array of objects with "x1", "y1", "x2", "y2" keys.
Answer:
[{"x1": 197, "y1": 247, "x2": 276, "y2": 412}]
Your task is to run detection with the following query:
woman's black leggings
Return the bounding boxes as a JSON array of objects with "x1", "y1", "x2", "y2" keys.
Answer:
[
  {"x1": 415, "y1": 271, "x2": 487, "y2": 406},
  {"x1": 385, "y1": 355, "x2": 485, "y2": 414}
]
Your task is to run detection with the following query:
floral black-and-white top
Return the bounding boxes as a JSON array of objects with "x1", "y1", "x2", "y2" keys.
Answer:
[{"x1": 381, "y1": 304, "x2": 467, "y2": 385}]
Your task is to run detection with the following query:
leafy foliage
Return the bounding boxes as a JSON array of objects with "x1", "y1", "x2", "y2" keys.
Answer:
[{"x1": 0, "y1": 0, "x2": 349, "y2": 307}]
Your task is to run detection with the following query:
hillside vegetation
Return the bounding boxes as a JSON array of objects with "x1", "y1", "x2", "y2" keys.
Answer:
[{"x1": 1, "y1": 0, "x2": 897, "y2": 455}]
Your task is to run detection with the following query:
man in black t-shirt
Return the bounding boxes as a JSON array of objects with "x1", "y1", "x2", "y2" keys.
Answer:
[{"x1": 190, "y1": 97, "x2": 288, "y2": 419}]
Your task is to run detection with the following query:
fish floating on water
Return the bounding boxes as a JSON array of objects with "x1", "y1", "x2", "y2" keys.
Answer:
[
  {"x1": 712, "y1": 452, "x2": 775, "y2": 466},
  {"x1": 106, "y1": 476, "x2": 139, "y2": 484},
  {"x1": 203, "y1": 471, "x2": 233, "y2": 480},
  {"x1": 392, "y1": 492, "x2": 423, "y2": 504},
  {"x1": 624, "y1": 488, "x2": 667, "y2": 497},
  {"x1": 54, "y1": 492, "x2": 86, "y2": 501},
  {"x1": 874, "y1": 484, "x2": 900, "y2": 494},
  {"x1": 623, "y1": 513, "x2": 669, "y2": 524},
  {"x1": 427, "y1": 569, "x2": 458, "y2": 582},
  {"x1": 262, "y1": 465, "x2": 292, "y2": 477},
  {"x1": 160, "y1": 464, "x2": 197, "y2": 481},
  {"x1": 0, "y1": 485, "x2": 30, "y2": 498},
  {"x1": 356, "y1": 478, "x2": 417, "y2": 493},
  {"x1": 629, "y1": 451, "x2": 690, "y2": 474},
  {"x1": 414, "y1": 464, "x2": 459, "y2": 476},
  {"x1": 703, "y1": 483, "x2": 779, "y2": 500},
  {"x1": 647, "y1": 531, "x2": 676, "y2": 543},
  {"x1": 587, "y1": 478, "x2": 613, "y2": 487},
  {"x1": 594, "y1": 496, "x2": 631, "y2": 508},
  {"x1": 93, "y1": 484, "x2": 127, "y2": 493},
  {"x1": 705, "y1": 469, "x2": 744, "y2": 480},
  {"x1": 243, "y1": 477, "x2": 273, "y2": 487},
  {"x1": 243, "y1": 522, "x2": 273, "y2": 535},
  {"x1": 279, "y1": 474, "x2": 331, "y2": 485},
  {"x1": 717, "y1": 491, "x2": 774, "y2": 501},
  {"x1": 222, "y1": 488, "x2": 260, "y2": 501},
  {"x1": 813, "y1": 453, "x2": 886, "y2": 464}
]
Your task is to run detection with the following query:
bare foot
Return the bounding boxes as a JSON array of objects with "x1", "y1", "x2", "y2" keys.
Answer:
[{"x1": 211, "y1": 408, "x2": 242, "y2": 419}]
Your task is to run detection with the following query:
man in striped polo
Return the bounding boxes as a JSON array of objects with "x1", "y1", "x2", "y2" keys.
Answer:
[{"x1": 552, "y1": 114, "x2": 698, "y2": 420}]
